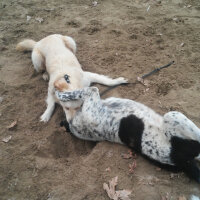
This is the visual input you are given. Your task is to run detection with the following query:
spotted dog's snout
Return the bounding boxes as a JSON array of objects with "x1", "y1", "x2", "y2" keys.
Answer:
[{"x1": 55, "y1": 90, "x2": 73, "y2": 102}]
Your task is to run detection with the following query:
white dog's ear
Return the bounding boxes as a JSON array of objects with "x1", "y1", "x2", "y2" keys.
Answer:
[
  {"x1": 62, "y1": 36, "x2": 76, "y2": 54},
  {"x1": 54, "y1": 78, "x2": 69, "y2": 92}
]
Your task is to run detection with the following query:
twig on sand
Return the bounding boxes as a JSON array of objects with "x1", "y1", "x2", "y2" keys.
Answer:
[{"x1": 100, "y1": 61, "x2": 175, "y2": 96}]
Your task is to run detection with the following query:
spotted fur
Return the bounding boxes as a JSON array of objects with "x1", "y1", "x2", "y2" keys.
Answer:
[{"x1": 56, "y1": 87, "x2": 200, "y2": 183}]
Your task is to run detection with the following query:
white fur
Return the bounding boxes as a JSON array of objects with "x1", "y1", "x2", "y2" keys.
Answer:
[
  {"x1": 56, "y1": 87, "x2": 200, "y2": 166},
  {"x1": 190, "y1": 195, "x2": 200, "y2": 200},
  {"x1": 17, "y1": 34, "x2": 128, "y2": 122}
]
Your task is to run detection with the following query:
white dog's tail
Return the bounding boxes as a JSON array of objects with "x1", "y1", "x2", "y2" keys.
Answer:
[{"x1": 16, "y1": 39, "x2": 36, "y2": 52}]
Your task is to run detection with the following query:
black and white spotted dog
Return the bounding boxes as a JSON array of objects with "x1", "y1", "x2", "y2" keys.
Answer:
[{"x1": 56, "y1": 87, "x2": 200, "y2": 183}]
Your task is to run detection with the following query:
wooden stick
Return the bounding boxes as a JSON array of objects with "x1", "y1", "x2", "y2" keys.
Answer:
[{"x1": 100, "y1": 61, "x2": 175, "y2": 97}]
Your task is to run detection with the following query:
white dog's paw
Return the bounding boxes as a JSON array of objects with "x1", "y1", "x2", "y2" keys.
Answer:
[
  {"x1": 42, "y1": 72, "x2": 49, "y2": 81},
  {"x1": 40, "y1": 112, "x2": 51, "y2": 122},
  {"x1": 114, "y1": 77, "x2": 128, "y2": 84}
]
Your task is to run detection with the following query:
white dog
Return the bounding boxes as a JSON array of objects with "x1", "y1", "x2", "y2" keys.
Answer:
[
  {"x1": 16, "y1": 34, "x2": 127, "y2": 122},
  {"x1": 56, "y1": 87, "x2": 200, "y2": 183}
]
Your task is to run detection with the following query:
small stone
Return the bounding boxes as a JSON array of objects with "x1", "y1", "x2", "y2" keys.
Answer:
[
  {"x1": 92, "y1": 1, "x2": 98, "y2": 7},
  {"x1": 27, "y1": 15, "x2": 31, "y2": 21},
  {"x1": 2, "y1": 135, "x2": 12, "y2": 143},
  {"x1": 35, "y1": 17, "x2": 44, "y2": 23}
]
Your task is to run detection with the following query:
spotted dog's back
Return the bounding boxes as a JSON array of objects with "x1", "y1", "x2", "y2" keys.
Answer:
[{"x1": 57, "y1": 87, "x2": 200, "y2": 183}]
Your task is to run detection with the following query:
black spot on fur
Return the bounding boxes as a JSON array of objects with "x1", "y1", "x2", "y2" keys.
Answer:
[
  {"x1": 173, "y1": 121, "x2": 179, "y2": 126},
  {"x1": 190, "y1": 128, "x2": 194, "y2": 132},
  {"x1": 110, "y1": 117, "x2": 114, "y2": 126},
  {"x1": 156, "y1": 150, "x2": 159, "y2": 156},
  {"x1": 118, "y1": 114, "x2": 144, "y2": 152},
  {"x1": 109, "y1": 102, "x2": 121, "y2": 108},
  {"x1": 149, "y1": 149, "x2": 152, "y2": 154},
  {"x1": 170, "y1": 136, "x2": 200, "y2": 183}
]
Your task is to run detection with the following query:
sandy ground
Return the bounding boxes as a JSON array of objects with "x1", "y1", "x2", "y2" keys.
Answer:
[{"x1": 0, "y1": 0, "x2": 200, "y2": 199}]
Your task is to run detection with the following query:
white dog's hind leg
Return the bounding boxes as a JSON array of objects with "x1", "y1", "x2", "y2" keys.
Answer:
[
  {"x1": 83, "y1": 71, "x2": 128, "y2": 86},
  {"x1": 62, "y1": 36, "x2": 76, "y2": 54},
  {"x1": 40, "y1": 92, "x2": 55, "y2": 122},
  {"x1": 32, "y1": 48, "x2": 45, "y2": 72}
]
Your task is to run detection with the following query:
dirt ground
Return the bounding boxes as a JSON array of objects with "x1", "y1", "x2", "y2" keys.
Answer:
[{"x1": 0, "y1": 0, "x2": 200, "y2": 199}]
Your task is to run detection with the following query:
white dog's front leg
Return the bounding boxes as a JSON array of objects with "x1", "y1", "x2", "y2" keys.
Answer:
[
  {"x1": 83, "y1": 72, "x2": 128, "y2": 87},
  {"x1": 40, "y1": 92, "x2": 55, "y2": 122}
]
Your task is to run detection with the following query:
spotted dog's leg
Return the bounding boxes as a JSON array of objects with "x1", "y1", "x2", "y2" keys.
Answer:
[
  {"x1": 83, "y1": 71, "x2": 128, "y2": 87},
  {"x1": 163, "y1": 111, "x2": 200, "y2": 142}
]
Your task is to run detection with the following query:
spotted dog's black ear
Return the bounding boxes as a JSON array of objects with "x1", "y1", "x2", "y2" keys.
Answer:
[
  {"x1": 64, "y1": 74, "x2": 70, "y2": 83},
  {"x1": 60, "y1": 120, "x2": 71, "y2": 133}
]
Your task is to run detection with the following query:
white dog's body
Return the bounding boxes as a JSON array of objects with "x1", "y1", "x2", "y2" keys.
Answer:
[{"x1": 17, "y1": 34, "x2": 127, "y2": 122}]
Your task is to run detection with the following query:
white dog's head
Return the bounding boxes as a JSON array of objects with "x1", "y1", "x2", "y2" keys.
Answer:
[
  {"x1": 53, "y1": 69, "x2": 83, "y2": 92},
  {"x1": 54, "y1": 72, "x2": 83, "y2": 120}
]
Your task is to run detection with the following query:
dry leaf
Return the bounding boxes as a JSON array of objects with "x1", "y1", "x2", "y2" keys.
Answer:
[
  {"x1": 178, "y1": 196, "x2": 187, "y2": 200},
  {"x1": 137, "y1": 77, "x2": 143, "y2": 82},
  {"x1": 103, "y1": 176, "x2": 131, "y2": 200},
  {"x1": 2, "y1": 135, "x2": 12, "y2": 143},
  {"x1": 7, "y1": 121, "x2": 17, "y2": 130},
  {"x1": 129, "y1": 160, "x2": 137, "y2": 173},
  {"x1": 103, "y1": 176, "x2": 118, "y2": 200},
  {"x1": 116, "y1": 190, "x2": 132, "y2": 200},
  {"x1": 137, "y1": 77, "x2": 149, "y2": 87}
]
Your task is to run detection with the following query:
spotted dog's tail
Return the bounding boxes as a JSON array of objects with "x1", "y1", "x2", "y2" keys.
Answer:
[{"x1": 16, "y1": 39, "x2": 36, "y2": 52}]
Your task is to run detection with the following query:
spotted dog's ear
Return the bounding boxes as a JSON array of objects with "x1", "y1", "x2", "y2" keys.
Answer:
[{"x1": 54, "y1": 78, "x2": 68, "y2": 92}]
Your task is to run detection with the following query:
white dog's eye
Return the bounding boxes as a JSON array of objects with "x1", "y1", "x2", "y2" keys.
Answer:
[{"x1": 64, "y1": 74, "x2": 70, "y2": 83}]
